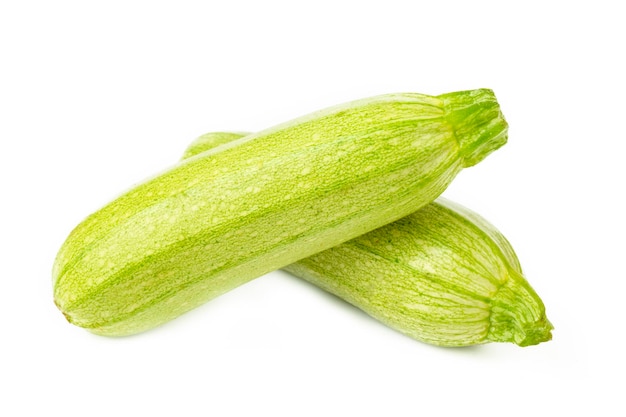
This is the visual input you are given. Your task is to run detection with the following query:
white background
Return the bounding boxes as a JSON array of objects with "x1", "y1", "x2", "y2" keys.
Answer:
[{"x1": 1, "y1": 1, "x2": 624, "y2": 415}]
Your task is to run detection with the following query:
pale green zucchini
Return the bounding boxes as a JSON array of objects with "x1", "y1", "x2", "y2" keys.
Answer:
[
  {"x1": 53, "y1": 89, "x2": 507, "y2": 336},
  {"x1": 184, "y1": 132, "x2": 552, "y2": 347}
]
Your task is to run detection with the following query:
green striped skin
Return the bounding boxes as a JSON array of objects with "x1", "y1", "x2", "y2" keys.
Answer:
[
  {"x1": 53, "y1": 89, "x2": 507, "y2": 336},
  {"x1": 185, "y1": 133, "x2": 552, "y2": 347}
]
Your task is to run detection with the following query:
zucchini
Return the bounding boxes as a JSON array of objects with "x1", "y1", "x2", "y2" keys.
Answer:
[
  {"x1": 53, "y1": 89, "x2": 507, "y2": 336},
  {"x1": 184, "y1": 132, "x2": 552, "y2": 347}
]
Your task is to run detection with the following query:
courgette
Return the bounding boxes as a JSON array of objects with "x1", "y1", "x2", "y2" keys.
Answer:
[
  {"x1": 53, "y1": 89, "x2": 507, "y2": 336},
  {"x1": 184, "y1": 132, "x2": 552, "y2": 347}
]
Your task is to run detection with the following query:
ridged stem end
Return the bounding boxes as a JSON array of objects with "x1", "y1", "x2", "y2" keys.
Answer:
[
  {"x1": 439, "y1": 89, "x2": 509, "y2": 168},
  {"x1": 487, "y1": 269, "x2": 553, "y2": 347}
]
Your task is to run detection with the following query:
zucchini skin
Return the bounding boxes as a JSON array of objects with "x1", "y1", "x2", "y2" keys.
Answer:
[
  {"x1": 53, "y1": 89, "x2": 507, "y2": 336},
  {"x1": 285, "y1": 200, "x2": 552, "y2": 347},
  {"x1": 185, "y1": 133, "x2": 552, "y2": 347}
]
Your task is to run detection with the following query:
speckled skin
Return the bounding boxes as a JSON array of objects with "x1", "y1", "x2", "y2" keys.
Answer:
[
  {"x1": 185, "y1": 134, "x2": 552, "y2": 347},
  {"x1": 285, "y1": 200, "x2": 552, "y2": 347},
  {"x1": 53, "y1": 89, "x2": 507, "y2": 336}
]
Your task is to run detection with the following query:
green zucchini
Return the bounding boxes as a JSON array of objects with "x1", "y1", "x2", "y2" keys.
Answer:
[
  {"x1": 184, "y1": 132, "x2": 552, "y2": 347},
  {"x1": 53, "y1": 89, "x2": 508, "y2": 336}
]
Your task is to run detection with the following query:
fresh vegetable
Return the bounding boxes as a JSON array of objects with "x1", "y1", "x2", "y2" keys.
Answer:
[
  {"x1": 184, "y1": 132, "x2": 552, "y2": 347},
  {"x1": 53, "y1": 89, "x2": 507, "y2": 336}
]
